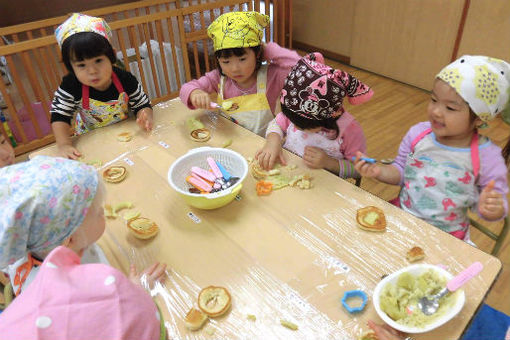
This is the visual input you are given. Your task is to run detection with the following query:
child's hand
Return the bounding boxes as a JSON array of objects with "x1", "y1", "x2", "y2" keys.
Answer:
[
  {"x1": 255, "y1": 134, "x2": 286, "y2": 170},
  {"x1": 367, "y1": 320, "x2": 407, "y2": 340},
  {"x1": 136, "y1": 108, "x2": 153, "y2": 132},
  {"x1": 57, "y1": 144, "x2": 81, "y2": 160},
  {"x1": 189, "y1": 89, "x2": 212, "y2": 109},
  {"x1": 353, "y1": 151, "x2": 381, "y2": 178},
  {"x1": 130, "y1": 262, "x2": 167, "y2": 290},
  {"x1": 303, "y1": 146, "x2": 335, "y2": 169},
  {"x1": 479, "y1": 180, "x2": 505, "y2": 220}
]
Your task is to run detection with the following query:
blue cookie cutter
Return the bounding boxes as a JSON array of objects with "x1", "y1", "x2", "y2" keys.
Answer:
[{"x1": 341, "y1": 289, "x2": 368, "y2": 314}]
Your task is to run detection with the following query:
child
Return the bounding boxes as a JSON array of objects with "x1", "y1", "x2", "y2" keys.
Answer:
[
  {"x1": 355, "y1": 55, "x2": 510, "y2": 241},
  {"x1": 0, "y1": 133, "x2": 15, "y2": 167},
  {"x1": 256, "y1": 53, "x2": 373, "y2": 178},
  {"x1": 0, "y1": 246, "x2": 165, "y2": 340},
  {"x1": 179, "y1": 11, "x2": 300, "y2": 136},
  {"x1": 0, "y1": 156, "x2": 166, "y2": 296},
  {"x1": 51, "y1": 13, "x2": 153, "y2": 160}
]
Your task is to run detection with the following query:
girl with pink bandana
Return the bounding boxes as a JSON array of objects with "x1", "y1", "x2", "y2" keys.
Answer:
[
  {"x1": 257, "y1": 53, "x2": 373, "y2": 178},
  {"x1": 355, "y1": 56, "x2": 510, "y2": 242},
  {"x1": 0, "y1": 156, "x2": 166, "y2": 297}
]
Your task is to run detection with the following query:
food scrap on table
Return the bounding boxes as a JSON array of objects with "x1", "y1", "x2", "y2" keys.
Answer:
[
  {"x1": 127, "y1": 217, "x2": 159, "y2": 239},
  {"x1": 256, "y1": 180, "x2": 273, "y2": 196},
  {"x1": 198, "y1": 286, "x2": 232, "y2": 317},
  {"x1": 222, "y1": 138, "x2": 233, "y2": 148},
  {"x1": 249, "y1": 160, "x2": 311, "y2": 190},
  {"x1": 406, "y1": 246, "x2": 425, "y2": 262},
  {"x1": 184, "y1": 308, "x2": 208, "y2": 331},
  {"x1": 246, "y1": 314, "x2": 257, "y2": 321},
  {"x1": 102, "y1": 165, "x2": 127, "y2": 183},
  {"x1": 280, "y1": 319, "x2": 298, "y2": 330},
  {"x1": 356, "y1": 206, "x2": 387, "y2": 232},
  {"x1": 117, "y1": 131, "x2": 132, "y2": 142}
]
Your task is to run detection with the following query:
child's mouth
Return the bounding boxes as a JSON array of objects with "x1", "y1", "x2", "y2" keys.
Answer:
[{"x1": 431, "y1": 120, "x2": 445, "y2": 129}]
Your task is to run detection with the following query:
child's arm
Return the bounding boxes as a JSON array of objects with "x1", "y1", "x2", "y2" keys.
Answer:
[
  {"x1": 477, "y1": 146, "x2": 508, "y2": 220},
  {"x1": 51, "y1": 121, "x2": 81, "y2": 159},
  {"x1": 179, "y1": 70, "x2": 221, "y2": 110},
  {"x1": 255, "y1": 114, "x2": 288, "y2": 170},
  {"x1": 50, "y1": 78, "x2": 81, "y2": 159},
  {"x1": 135, "y1": 107, "x2": 153, "y2": 132},
  {"x1": 129, "y1": 262, "x2": 167, "y2": 290}
]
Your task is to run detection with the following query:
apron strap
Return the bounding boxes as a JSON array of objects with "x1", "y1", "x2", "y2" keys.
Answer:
[
  {"x1": 218, "y1": 76, "x2": 225, "y2": 101},
  {"x1": 13, "y1": 253, "x2": 42, "y2": 296},
  {"x1": 81, "y1": 70, "x2": 127, "y2": 111},
  {"x1": 470, "y1": 132, "x2": 480, "y2": 179},
  {"x1": 411, "y1": 128, "x2": 432, "y2": 152}
]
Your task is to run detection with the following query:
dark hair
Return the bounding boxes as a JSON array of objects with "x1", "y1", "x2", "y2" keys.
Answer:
[
  {"x1": 502, "y1": 138, "x2": 510, "y2": 165},
  {"x1": 214, "y1": 45, "x2": 263, "y2": 76},
  {"x1": 281, "y1": 104, "x2": 340, "y2": 137},
  {"x1": 61, "y1": 32, "x2": 116, "y2": 73}
]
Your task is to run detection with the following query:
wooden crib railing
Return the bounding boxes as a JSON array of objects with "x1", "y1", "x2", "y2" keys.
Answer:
[{"x1": 0, "y1": 0, "x2": 291, "y2": 155}]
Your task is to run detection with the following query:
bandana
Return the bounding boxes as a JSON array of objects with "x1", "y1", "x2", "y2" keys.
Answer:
[
  {"x1": 207, "y1": 11, "x2": 269, "y2": 51},
  {"x1": 437, "y1": 55, "x2": 510, "y2": 122},
  {"x1": 280, "y1": 53, "x2": 373, "y2": 124},
  {"x1": 55, "y1": 13, "x2": 112, "y2": 47},
  {"x1": 0, "y1": 156, "x2": 98, "y2": 269},
  {"x1": 0, "y1": 246, "x2": 161, "y2": 340}
]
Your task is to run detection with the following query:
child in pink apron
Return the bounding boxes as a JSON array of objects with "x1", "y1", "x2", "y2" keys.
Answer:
[
  {"x1": 179, "y1": 11, "x2": 300, "y2": 136},
  {"x1": 0, "y1": 246, "x2": 165, "y2": 340},
  {"x1": 256, "y1": 53, "x2": 373, "y2": 178},
  {"x1": 0, "y1": 156, "x2": 166, "y2": 297},
  {"x1": 355, "y1": 56, "x2": 510, "y2": 242},
  {"x1": 51, "y1": 13, "x2": 153, "y2": 159}
]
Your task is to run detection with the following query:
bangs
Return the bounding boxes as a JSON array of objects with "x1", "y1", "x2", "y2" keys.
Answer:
[
  {"x1": 214, "y1": 47, "x2": 249, "y2": 59},
  {"x1": 61, "y1": 32, "x2": 115, "y2": 73}
]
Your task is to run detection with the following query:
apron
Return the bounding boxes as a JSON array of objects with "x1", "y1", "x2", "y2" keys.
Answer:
[
  {"x1": 74, "y1": 71, "x2": 129, "y2": 135},
  {"x1": 399, "y1": 128, "x2": 480, "y2": 240},
  {"x1": 217, "y1": 64, "x2": 273, "y2": 136},
  {"x1": 283, "y1": 115, "x2": 354, "y2": 160}
]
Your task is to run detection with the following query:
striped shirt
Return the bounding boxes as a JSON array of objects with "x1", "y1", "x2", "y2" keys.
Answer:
[{"x1": 50, "y1": 67, "x2": 151, "y2": 124}]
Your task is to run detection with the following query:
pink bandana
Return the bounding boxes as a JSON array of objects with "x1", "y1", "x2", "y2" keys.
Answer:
[{"x1": 281, "y1": 53, "x2": 373, "y2": 121}]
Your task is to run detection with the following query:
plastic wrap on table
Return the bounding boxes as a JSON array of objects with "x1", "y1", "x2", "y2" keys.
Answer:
[{"x1": 31, "y1": 98, "x2": 500, "y2": 340}]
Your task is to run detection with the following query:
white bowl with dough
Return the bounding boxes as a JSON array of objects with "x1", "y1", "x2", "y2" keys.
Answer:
[{"x1": 373, "y1": 264, "x2": 465, "y2": 333}]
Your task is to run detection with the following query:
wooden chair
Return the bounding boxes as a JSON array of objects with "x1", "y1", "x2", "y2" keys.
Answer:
[{"x1": 470, "y1": 216, "x2": 509, "y2": 256}]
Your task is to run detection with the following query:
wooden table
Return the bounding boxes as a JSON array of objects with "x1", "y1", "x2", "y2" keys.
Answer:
[{"x1": 32, "y1": 99, "x2": 502, "y2": 339}]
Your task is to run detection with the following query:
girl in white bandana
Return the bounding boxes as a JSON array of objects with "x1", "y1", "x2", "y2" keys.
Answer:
[{"x1": 355, "y1": 56, "x2": 510, "y2": 242}]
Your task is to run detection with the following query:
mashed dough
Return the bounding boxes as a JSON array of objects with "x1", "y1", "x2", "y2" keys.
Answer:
[{"x1": 379, "y1": 269, "x2": 460, "y2": 327}]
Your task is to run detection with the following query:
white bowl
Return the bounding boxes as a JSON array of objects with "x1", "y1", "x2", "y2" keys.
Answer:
[{"x1": 373, "y1": 264, "x2": 465, "y2": 333}]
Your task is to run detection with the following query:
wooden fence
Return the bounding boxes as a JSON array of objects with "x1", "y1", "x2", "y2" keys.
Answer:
[{"x1": 0, "y1": 0, "x2": 291, "y2": 155}]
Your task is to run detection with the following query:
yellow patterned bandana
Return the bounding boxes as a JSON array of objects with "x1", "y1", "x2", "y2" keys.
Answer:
[
  {"x1": 207, "y1": 11, "x2": 269, "y2": 51},
  {"x1": 437, "y1": 55, "x2": 510, "y2": 122},
  {"x1": 55, "y1": 13, "x2": 112, "y2": 47}
]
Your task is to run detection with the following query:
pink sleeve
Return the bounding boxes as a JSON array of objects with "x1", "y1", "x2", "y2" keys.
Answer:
[
  {"x1": 266, "y1": 112, "x2": 289, "y2": 138},
  {"x1": 179, "y1": 70, "x2": 221, "y2": 109},
  {"x1": 391, "y1": 122, "x2": 431, "y2": 185},
  {"x1": 264, "y1": 42, "x2": 301, "y2": 70},
  {"x1": 339, "y1": 119, "x2": 366, "y2": 160}
]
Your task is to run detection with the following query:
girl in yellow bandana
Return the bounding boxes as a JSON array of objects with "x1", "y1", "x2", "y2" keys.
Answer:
[
  {"x1": 51, "y1": 13, "x2": 153, "y2": 159},
  {"x1": 179, "y1": 11, "x2": 300, "y2": 136}
]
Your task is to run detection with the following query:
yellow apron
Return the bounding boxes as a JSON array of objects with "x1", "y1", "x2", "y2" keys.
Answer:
[
  {"x1": 217, "y1": 64, "x2": 273, "y2": 136},
  {"x1": 74, "y1": 71, "x2": 129, "y2": 135}
]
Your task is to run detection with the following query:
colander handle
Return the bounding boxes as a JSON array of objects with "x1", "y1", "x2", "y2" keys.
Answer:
[{"x1": 205, "y1": 183, "x2": 242, "y2": 199}]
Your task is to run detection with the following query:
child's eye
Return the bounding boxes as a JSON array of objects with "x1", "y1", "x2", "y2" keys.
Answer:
[
  {"x1": 430, "y1": 97, "x2": 437, "y2": 102},
  {"x1": 95, "y1": 58, "x2": 104, "y2": 64},
  {"x1": 220, "y1": 60, "x2": 229, "y2": 64},
  {"x1": 446, "y1": 106, "x2": 456, "y2": 111}
]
